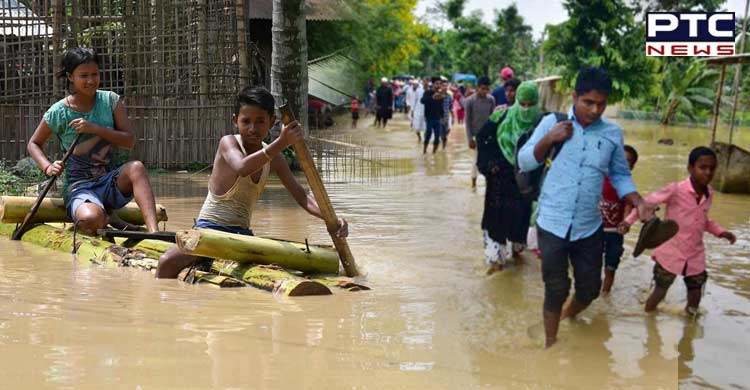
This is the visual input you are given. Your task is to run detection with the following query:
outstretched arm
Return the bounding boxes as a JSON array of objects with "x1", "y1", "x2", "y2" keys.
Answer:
[{"x1": 623, "y1": 182, "x2": 676, "y2": 226}]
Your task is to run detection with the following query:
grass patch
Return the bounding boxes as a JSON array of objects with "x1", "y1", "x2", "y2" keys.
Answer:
[{"x1": 0, "y1": 158, "x2": 46, "y2": 195}]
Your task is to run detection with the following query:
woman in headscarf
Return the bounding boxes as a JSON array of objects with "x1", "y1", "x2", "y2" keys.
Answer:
[{"x1": 475, "y1": 81, "x2": 542, "y2": 274}]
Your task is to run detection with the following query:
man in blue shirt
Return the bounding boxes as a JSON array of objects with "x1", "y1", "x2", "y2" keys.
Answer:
[{"x1": 518, "y1": 67, "x2": 655, "y2": 348}]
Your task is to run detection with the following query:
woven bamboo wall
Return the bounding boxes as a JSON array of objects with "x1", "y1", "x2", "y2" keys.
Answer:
[{"x1": 1, "y1": 0, "x2": 257, "y2": 168}]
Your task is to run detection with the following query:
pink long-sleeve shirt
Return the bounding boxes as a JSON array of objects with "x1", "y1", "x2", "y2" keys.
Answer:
[{"x1": 625, "y1": 178, "x2": 726, "y2": 276}]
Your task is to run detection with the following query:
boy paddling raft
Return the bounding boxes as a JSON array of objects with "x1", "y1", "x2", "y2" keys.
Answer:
[{"x1": 156, "y1": 86, "x2": 348, "y2": 279}]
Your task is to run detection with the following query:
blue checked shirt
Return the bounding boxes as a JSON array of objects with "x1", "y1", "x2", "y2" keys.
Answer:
[{"x1": 518, "y1": 106, "x2": 637, "y2": 240}]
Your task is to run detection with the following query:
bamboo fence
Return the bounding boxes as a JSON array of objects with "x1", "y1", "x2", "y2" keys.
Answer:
[{"x1": 1, "y1": 0, "x2": 258, "y2": 168}]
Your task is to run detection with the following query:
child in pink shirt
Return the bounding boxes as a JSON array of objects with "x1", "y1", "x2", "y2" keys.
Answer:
[{"x1": 620, "y1": 146, "x2": 736, "y2": 315}]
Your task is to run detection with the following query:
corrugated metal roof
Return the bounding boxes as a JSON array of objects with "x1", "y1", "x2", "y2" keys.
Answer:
[
  {"x1": 248, "y1": 0, "x2": 350, "y2": 21},
  {"x1": 0, "y1": 0, "x2": 53, "y2": 37},
  {"x1": 308, "y1": 53, "x2": 358, "y2": 106}
]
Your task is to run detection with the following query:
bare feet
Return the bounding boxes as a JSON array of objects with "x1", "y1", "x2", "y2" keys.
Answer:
[
  {"x1": 560, "y1": 299, "x2": 589, "y2": 321},
  {"x1": 486, "y1": 263, "x2": 504, "y2": 275},
  {"x1": 543, "y1": 310, "x2": 561, "y2": 348}
]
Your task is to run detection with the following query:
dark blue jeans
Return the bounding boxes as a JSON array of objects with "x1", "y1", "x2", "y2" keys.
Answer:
[
  {"x1": 603, "y1": 231, "x2": 625, "y2": 271},
  {"x1": 424, "y1": 118, "x2": 441, "y2": 145},
  {"x1": 538, "y1": 226, "x2": 604, "y2": 313}
]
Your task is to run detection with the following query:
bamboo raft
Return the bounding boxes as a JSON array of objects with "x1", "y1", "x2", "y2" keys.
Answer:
[{"x1": 0, "y1": 197, "x2": 367, "y2": 296}]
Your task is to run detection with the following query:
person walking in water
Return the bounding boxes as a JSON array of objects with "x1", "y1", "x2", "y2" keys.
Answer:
[
  {"x1": 464, "y1": 76, "x2": 495, "y2": 188},
  {"x1": 518, "y1": 67, "x2": 655, "y2": 348},
  {"x1": 495, "y1": 78, "x2": 520, "y2": 111},
  {"x1": 454, "y1": 84, "x2": 466, "y2": 125},
  {"x1": 491, "y1": 66, "x2": 515, "y2": 108},
  {"x1": 620, "y1": 146, "x2": 736, "y2": 315},
  {"x1": 375, "y1": 77, "x2": 393, "y2": 128},
  {"x1": 477, "y1": 81, "x2": 540, "y2": 274},
  {"x1": 440, "y1": 79, "x2": 454, "y2": 150},
  {"x1": 420, "y1": 76, "x2": 445, "y2": 154},
  {"x1": 350, "y1": 95, "x2": 360, "y2": 129},
  {"x1": 408, "y1": 79, "x2": 425, "y2": 142},
  {"x1": 599, "y1": 145, "x2": 638, "y2": 293}
]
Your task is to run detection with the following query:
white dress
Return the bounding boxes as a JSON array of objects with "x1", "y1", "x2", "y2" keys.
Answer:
[{"x1": 411, "y1": 86, "x2": 425, "y2": 132}]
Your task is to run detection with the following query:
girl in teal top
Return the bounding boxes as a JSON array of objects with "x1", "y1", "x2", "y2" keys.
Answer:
[{"x1": 27, "y1": 47, "x2": 159, "y2": 234}]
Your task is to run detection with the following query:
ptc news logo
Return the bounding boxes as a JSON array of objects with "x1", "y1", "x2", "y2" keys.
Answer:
[{"x1": 647, "y1": 12, "x2": 736, "y2": 57}]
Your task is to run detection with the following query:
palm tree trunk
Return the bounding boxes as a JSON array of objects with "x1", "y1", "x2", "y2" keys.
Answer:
[{"x1": 271, "y1": 0, "x2": 308, "y2": 134}]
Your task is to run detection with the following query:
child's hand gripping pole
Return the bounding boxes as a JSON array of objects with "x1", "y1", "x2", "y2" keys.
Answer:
[
  {"x1": 12, "y1": 134, "x2": 83, "y2": 240},
  {"x1": 277, "y1": 104, "x2": 359, "y2": 277}
]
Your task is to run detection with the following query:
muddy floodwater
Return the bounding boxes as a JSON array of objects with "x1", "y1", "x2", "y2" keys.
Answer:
[{"x1": 1, "y1": 114, "x2": 749, "y2": 389}]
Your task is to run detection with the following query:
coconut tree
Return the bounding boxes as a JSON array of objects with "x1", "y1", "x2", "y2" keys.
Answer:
[
  {"x1": 660, "y1": 61, "x2": 717, "y2": 125},
  {"x1": 271, "y1": 0, "x2": 308, "y2": 134}
]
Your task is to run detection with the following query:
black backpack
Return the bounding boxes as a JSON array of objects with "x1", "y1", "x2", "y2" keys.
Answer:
[{"x1": 514, "y1": 112, "x2": 567, "y2": 200}]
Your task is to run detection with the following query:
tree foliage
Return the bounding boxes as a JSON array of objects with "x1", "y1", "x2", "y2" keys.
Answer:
[
  {"x1": 493, "y1": 4, "x2": 536, "y2": 78},
  {"x1": 346, "y1": 0, "x2": 425, "y2": 78},
  {"x1": 408, "y1": 3, "x2": 537, "y2": 80},
  {"x1": 659, "y1": 61, "x2": 717, "y2": 124},
  {"x1": 630, "y1": 0, "x2": 724, "y2": 13},
  {"x1": 544, "y1": 0, "x2": 657, "y2": 103}
]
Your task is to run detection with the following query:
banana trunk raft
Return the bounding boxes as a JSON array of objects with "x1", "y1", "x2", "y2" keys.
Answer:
[
  {"x1": 0, "y1": 196, "x2": 168, "y2": 225},
  {"x1": 0, "y1": 223, "x2": 367, "y2": 296}
]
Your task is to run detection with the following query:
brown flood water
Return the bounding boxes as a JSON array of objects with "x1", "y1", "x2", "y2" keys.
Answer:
[{"x1": 1, "y1": 114, "x2": 749, "y2": 389}]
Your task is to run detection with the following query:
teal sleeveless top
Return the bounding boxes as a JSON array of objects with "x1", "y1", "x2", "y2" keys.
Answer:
[{"x1": 42, "y1": 90, "x2": 123, "y2": 197}]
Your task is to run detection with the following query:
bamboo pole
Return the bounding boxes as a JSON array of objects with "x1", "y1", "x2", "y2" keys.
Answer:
[
  {"x1": 175, "y1": 228, "x2": 340, "y2": 274},
  {"x1": 12, "y1": 134, "x2": 82, "y2": 240},
  {"x1": 0, "y1": 196, "x2": 168, "y2": 225},
  {"x1": 729, "y1": 0, "x2": 750, "y2": 145},
  {"x1": 52, "y1": 0, "x2": 62, "y2": 98},
  {"x1": 235, "y1": 0, "x2": 250, "y2": 81},
  {"x1": 197, "y1": 0, "x2": 209, "y2": 103},
  {"x1": 711, "y1": 64, "x2": 727, "y2": 144},
  {"x1": 278, "y1": 105, "x2": 359, "y2": 277}
]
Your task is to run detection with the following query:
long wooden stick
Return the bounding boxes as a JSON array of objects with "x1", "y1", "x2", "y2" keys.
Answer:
[
  {"x1": 277, "y1": 104, "x2": 359, "y2": 277},
  {"x1": 12, "y1": 134, "x2": 82, "y2": 240}
]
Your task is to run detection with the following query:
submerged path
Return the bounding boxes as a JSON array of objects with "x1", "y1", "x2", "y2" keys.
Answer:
[{"x1": 0, "y1": 112, "x2": 748, "y2": 389}]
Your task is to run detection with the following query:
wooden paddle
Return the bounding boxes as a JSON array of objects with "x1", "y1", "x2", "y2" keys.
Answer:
[
  {"x1": 277, "y1": 104, "x2": 359, "y2": 277},
  {"x1": 12, "y1": 134, "x2": 82, "y2": 240}
]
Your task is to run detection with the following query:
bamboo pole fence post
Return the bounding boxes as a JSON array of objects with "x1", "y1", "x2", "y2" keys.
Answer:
[
  {"x1": 279, "y1": 105, "x2": 359, "y2": 277},
  {"x1": 52, "y1": 0, "x2": 62, "y2": 98},
  {"x1": 70, "y1": 0, "x2": 79, "y2": 47},
  {"x1": 197, "y1": 0, "x2": 209, "y2": 103},
  {"x1": 236, "y1": 0, "x2": 250, "y2": 81},
  {"x1": 711, "y1": 64, "x2": 727, "y2": 145},
  {"x1": 728, "y1": 0, "x2": 750, "y2": 145}
]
